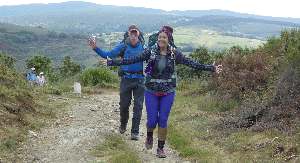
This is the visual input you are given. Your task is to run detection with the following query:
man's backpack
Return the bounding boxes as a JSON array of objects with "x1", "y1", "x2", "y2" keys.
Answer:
[{"x1": 118, "y1": 31, "x2": 145, "y2": 58}]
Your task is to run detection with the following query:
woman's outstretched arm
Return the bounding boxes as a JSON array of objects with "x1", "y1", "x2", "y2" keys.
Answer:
[
  {"x1": 108, "y1": 49, "x2": 151, "y2": 66},
  {"x1": 175, "y1": 50, "x2": 216, "y2": 72}
]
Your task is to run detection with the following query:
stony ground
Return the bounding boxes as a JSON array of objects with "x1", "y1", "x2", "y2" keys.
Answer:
[{"x1": 20, "y1": 92, "x2": 188, "y2": 163}]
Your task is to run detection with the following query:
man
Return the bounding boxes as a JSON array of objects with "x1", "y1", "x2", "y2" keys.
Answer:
[
  {"x1": 88, "y1": 25, "x2": 145, "y2": 140},
  {"x1": 26, "y1": 67, "x2": 37, "y2": 86}
]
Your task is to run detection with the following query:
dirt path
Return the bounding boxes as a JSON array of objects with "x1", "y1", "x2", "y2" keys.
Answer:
[{"x1": 20, "y1": 92, "x2": 188, "y2": 163}]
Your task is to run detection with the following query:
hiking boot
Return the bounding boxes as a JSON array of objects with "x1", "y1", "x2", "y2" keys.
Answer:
[
  {"x1": 145, "y1": 136, "x2": 153, "y2": 150},
  {"x1": 131, "y1": 133, "x2": 139, "y2": 141},
  {"x1": 119, "y1": 125, "x2": 126, "y2": 134},
  {"x1": 156, "y1": 148, "x2": 167, "y2": 158}
]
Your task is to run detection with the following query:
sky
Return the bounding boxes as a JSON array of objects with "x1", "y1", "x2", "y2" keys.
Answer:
[{"x1": 0, "y1": 0, "x2": 299, "y2": 18}]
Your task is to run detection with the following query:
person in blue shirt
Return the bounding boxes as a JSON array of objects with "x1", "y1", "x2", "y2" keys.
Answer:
[
  {"x1": 26, "y1": 67, "x2": 37, "y2": 86},
  {"x1": 88, "y1": 25, "x2": 145, "y2": 140}
]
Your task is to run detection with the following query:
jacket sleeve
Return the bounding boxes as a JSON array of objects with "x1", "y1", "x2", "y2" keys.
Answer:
[
  {"x1": 93, "y1": 42, "x2": 125, "y2": 58},
  {"x1": 108, "y1": 49, "x2": 151, "y2": 66},
  {"x1": 175, "y1": 50, "x2": 215, "y2": 72}
]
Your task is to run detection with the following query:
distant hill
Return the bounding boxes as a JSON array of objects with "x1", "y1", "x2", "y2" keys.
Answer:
[
  {"x1": 0, "y1": 22, "x2": 104, "y2": 70},
  {"x1": 170, "y1": 9, "x2": 300, "y2": 24},
  {"x1": 0, "y1": 22, "x2": 264, "y2": 70},
  {"x1": 0, "y1": 1, "x2": 299, "y2": 40}
]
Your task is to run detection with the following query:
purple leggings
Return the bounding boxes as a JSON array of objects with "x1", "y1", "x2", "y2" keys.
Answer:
[{"x1": 145, "y1": 91, "x2": 175, "y2": 128}]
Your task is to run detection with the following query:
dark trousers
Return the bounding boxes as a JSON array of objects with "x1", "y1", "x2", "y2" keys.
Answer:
[{"x1": 119, "y1": 77, "x2": 145, "y2": 134}]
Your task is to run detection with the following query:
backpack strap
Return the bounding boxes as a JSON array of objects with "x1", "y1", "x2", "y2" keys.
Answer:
[
  {"x1": 118, "y1": 44, "x2": 127, "y2": 58},
  {"x1": 170, "y1": 46, "x2": 177, "y2": 80},
  {"x1": 149, "y1": 44, "x2": 159, "y2": 61},
  {"x1": 170, "y1": 46, "x2": 176, "y2": 60}
]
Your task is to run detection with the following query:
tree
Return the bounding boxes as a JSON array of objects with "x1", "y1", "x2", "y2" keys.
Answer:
[
  {"x1": 190, "y1": 47, "x2": 212, "y2": 64},
  {"x1": 0, "y1": 53, "x2": 16, "y2": 69},
  {"x1": 59, "y1": 56, "x2": 81, "y2": 77},
  {"x1": 177, "y1": 46, "x2": 213, "y2": 79},
  {"x1": 26, "y1": 55, "x2": 52, "y2": 74}
]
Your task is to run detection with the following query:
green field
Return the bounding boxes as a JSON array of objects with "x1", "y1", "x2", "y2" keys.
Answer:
[{"x1": 173, "y1": 26, "x2": 264, "y2": 50}]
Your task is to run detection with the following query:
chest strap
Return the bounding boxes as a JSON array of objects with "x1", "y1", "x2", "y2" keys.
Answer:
[{"x1": 149, "y1": 79, "x2": 172, "y2": 83}]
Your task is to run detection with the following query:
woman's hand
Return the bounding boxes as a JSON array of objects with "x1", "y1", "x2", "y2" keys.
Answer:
[
  {"x1": 213, "y1": 62, "x2": 223, "y2": 74},
  {"x1": 106, "y1": 56, "x2": 113, "y2": 66},
  {"x1": 88, "y1": 36, "x2": 97, "y2": 49},
  {"x1": 107, "y1": 56, "x2": 122, "y2": 66},
  {"x1": 99, "y1": 59, "x2": 107, "y2": 66}
]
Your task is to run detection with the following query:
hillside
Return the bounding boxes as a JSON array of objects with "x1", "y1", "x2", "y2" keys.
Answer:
[
  {"x1": 0, "y1": 1, "x2": 299, "y2": 39},
  {"x1": 170, "y1": 9, "x2": 300, "y2": 24},
  {"x1": 0, "y1": 23, "x2": 105, "y2": 70},
  {"x1": 168, "y1": 29, "x2": 300, "y2": 162},
  {"x1": 0, "y1": 23, "x2": 265, "y2": 70}
]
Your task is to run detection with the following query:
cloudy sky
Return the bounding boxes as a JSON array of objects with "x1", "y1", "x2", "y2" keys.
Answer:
[{"x1": 0, "y1": 0, "x2": 299, "y2": 18}]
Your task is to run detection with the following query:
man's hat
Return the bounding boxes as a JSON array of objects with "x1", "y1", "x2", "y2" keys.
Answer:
[{"x1": 128, "y1": 25, "x2": 140, "y2": 36}]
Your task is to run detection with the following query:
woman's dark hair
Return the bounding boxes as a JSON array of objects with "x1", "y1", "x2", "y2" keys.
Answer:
[{"x1": 158, "y1": 26, "x2": 175, "y2": 47}]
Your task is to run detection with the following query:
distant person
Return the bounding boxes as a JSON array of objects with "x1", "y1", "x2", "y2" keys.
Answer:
[
  {"x1": 37, "y1": 72, "x2": 46, "y2": 86},
  {"x1": 107, "y1": 26, "x2": 223, "y2": 158},
  {"x1": 88, "y1": 25, "x2": 145, "y2": 140},
  {"x1": 26, "y1": 67, "x2": 37, "y2": 86}
]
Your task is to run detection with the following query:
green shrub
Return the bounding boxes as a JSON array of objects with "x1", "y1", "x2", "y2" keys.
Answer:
[
  {"x1": 0, "y1": 64, "x2": 33, "y2": 109},
  {"x1": 281, "y1": 29, "x2": 300, "y2": 67},
  {"x1": 80, "y1": 67, "x2": 118, "y2": 87},
  {"x1": 217, "y1": 29, "x2": 300, "y2": 132},
  {"x1": 177, "y1": 46, "x2": 215, "y2": 79},
  {"x1": 59, "y1": 56, "x2": 81, "y2": 77},
  {"x1": 0, "y1": 53, "x2": 15, "y2": 69},
  {"x1": 26, "y1": 55, "x2": 52, "y2": 74},
  {"x1": 0, "y1": 138, "x2": 17, "y2": 152},
  {"x1": 26, "y1": 55, "x2": 61, "y2": 83},
  {"x1": 0, "y1": 64, "x2": 35, "y2": 160},
  {"x1": 41, "y1": 85, "x2": 62, "y2": 95}
]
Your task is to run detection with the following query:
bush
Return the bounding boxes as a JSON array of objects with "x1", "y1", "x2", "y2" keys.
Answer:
[
  {"x1": 80, "y1": 67, "x2": 118, "y2": 87},
  {"x1": 26, "y1": 55, "x2": 62, "y2": 83},
  {"x1": 217, "y1": 29, "x2": 300, "y2": 133},
  {"x1": 0, "y1": 64, "x2": 34, "y2": 114},
  {"x1": 26, "y1": 55, "x2": 52, "y2": 74},
  {"x1": 281, "y1": 29, "x2": 300, "y2": 67},
  {"x1": 59, "y1": 56, "x2": 81, "y2": 77},
  {"x1": 210, "y1": 46, "x2": 272, "y2": 101},
  {"x1": 0, "y1": 53, "x2": 15, "y2": 69},
  {"x1": 177, "y1": 46, "x2": 215, "y2": 79}
]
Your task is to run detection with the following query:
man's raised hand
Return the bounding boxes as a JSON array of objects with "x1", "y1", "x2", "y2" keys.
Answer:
[{"x1": 88, "y1": 36, "x2": 97, "y2": 49}]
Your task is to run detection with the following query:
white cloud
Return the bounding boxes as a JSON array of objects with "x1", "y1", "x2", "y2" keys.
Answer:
[{"x1": 0, "y1": 0, "x2": 299, "y2": 18}]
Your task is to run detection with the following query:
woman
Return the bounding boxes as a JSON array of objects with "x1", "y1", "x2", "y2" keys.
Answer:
[{"x1": 108, "y1": 26, "x2": 222, "y2": 158}]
